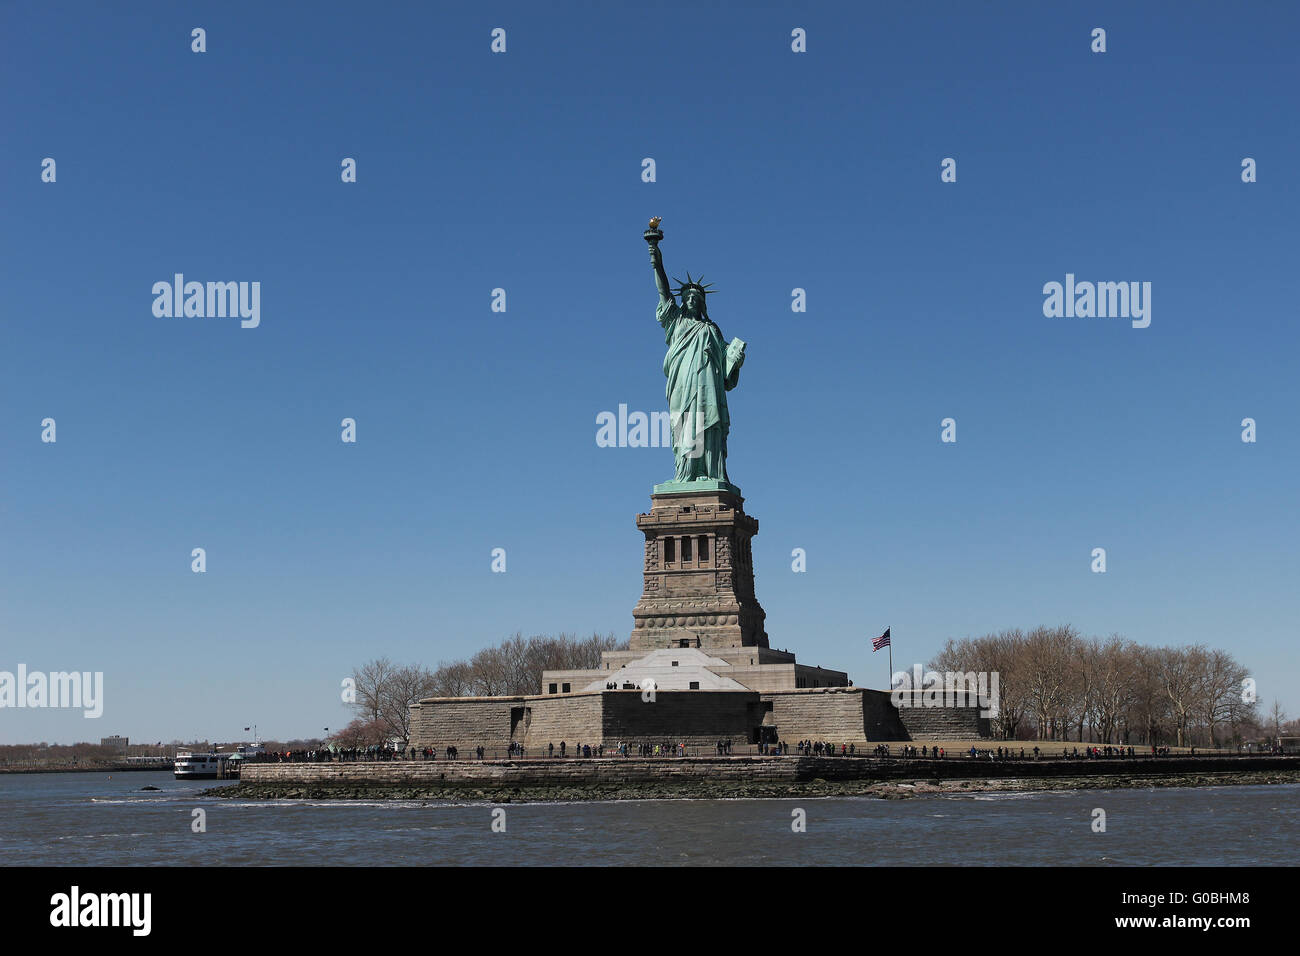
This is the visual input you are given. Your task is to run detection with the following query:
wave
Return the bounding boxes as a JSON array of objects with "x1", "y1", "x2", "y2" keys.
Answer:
[{"x1": 52, "y1": 832, "x2": 148, "y2": 840}]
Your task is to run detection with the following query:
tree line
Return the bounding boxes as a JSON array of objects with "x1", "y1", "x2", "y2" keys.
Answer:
[
  {"x1": 335, "y1": 626, "x2": 1291, "y2": 750},
  {"x1": 339, "y1": 631, "x2": 626, "y2": 746},
  {"x1": 929, "y1": 625, "x2": 1289, "y2": 747}
]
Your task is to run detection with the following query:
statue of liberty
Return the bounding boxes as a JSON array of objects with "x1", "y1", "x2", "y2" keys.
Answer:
[{"x1": 644, "y1": 217, "x2": 745, "y2": 490}]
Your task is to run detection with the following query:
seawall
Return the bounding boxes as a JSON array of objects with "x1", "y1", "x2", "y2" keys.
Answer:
[{"x1": 228, "y1": 754, "x2": 1300, "y2": 799}]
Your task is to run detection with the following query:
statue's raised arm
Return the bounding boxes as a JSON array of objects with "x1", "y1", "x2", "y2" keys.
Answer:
[{"x1": 644, "y1": 216, "x2": 673, "y2": 304}]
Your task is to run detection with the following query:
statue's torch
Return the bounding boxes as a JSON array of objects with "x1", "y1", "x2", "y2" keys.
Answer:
[{"x1": 644, "y1": 215, "x2": 664, "y2": 246}]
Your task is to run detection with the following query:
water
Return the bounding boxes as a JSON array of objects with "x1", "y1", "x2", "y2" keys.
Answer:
[{"x1": 2, "y1": 771, "x2": 1296, "y2": 866}]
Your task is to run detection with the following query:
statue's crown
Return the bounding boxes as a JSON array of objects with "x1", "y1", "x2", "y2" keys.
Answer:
[{"x1": 672, "y1": 271, "x2": 717, "y2": 297}]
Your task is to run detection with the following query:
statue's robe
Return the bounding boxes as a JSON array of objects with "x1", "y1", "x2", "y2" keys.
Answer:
[{"x1": 657, "y1": 296, "x2": 739, "y2": 481}]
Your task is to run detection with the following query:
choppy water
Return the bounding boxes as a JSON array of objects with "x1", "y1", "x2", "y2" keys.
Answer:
[{"x1": 1, "y1": 771, "x2": 1296, "y2": 865}]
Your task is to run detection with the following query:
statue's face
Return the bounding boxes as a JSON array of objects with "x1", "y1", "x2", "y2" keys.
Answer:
[{"x1": 682, "y1": 287, "x2": 703, "y2": 316}]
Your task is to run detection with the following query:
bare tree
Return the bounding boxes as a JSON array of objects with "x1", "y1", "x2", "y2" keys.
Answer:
[
  {"x1": 1127, "y1": 646, "x2": 1168, "y2": 746},
  {"x1": 1269, "y1": 700, "x2": 1288, "y2": 741},
  {"x1": 1154, "y1": 645, "x2": 1207, "y2": 747},
  {"x1": 382, "y1": 663, "x2": 438, "y2": 741},
  {"x1": 352, "y1": 657, "x2": 396, "y2": 724},
  {"x1": 333, "y1": 717, "x2": 388, "y2": 748},
  {"x1": 468, "y1": 644, "x2": 510, "y2": 696},
  {"x1": 1091, "y1": 635, "x2": 1139, "y2": 744},
  {"x1": 928, "y1": 626, "x2": 1253, "y2": 747},
  {"x1": 1075, "y1": 637, "x2": 1103, "y2": 742},
  {"x1": 431, "y1": 660, "x2": 474, "y2": 697},
  {"x1": 453, "y1": 631, "x2": 624, "y2": 696},
  {"x1": 405, "y1": 633, "x2": 626, "y2": 701},
  {"x1": 1197, "y1": 649, "x2": 1248, "y2": 748},
  {"x1": 499, "y1": 633, "x2": 535, "y2": 695},
  {"x1": 1023, "y1": 626, "x2": 1081, "y2": 740}
]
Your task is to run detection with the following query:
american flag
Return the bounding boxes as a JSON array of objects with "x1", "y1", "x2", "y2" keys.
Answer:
[{"x1": 872, "y1": 627, "x2": 891, "y2": 652}]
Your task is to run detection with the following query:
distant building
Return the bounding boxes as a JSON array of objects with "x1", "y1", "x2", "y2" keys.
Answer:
[{"x1": 100, "y1": 735, "x2": 129, "y2": 752}]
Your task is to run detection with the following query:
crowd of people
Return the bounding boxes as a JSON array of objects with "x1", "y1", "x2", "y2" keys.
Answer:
[
  {"x1": 796, "y1": 740, "x2": 855, "y2": 756},
  {"x1": 244, "y1": 740, "x2": 1255, "y2": 763},
  {"x1": 1062, "y1": 745, "x2": 1140, "y2": 758},
  {"x1": 243, "y1": 746, "x2": 405, "y2": 763},
  {"x1": 868, "y1": 744, "x2": 936, "y2": 757}
]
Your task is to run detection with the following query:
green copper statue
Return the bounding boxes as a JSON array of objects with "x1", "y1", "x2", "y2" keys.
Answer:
[{"x1": 644, "y1": 217, "x2": 746, "y2": 492}]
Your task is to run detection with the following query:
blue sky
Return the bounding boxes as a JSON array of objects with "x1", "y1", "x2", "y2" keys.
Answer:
[{"x1": 3, "y1": 1, "x2": 1298, "y2": 744}]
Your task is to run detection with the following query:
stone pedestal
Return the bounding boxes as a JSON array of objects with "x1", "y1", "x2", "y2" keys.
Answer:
[{"x1": 630, "y1": 488, "x2": 769, "y2": 653}]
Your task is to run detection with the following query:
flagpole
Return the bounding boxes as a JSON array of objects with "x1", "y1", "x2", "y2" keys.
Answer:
[{"x1": 888, "y1": 628, "x2": 893, "y2": 691}]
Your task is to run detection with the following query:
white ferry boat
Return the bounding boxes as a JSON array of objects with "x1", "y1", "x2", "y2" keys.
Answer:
[{"x1": 173, "y1": 751, "x2": 232, "y2": 780}]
